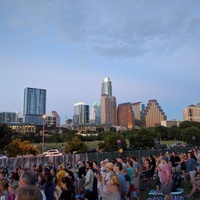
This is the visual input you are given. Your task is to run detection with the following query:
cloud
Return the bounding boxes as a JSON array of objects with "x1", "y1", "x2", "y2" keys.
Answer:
[
  {"x1": 3, "y1": 0, "x2": 200, "y2": 58},
  {"x1": 8, "y1": 18, "x2": 24, "y2": 28}
]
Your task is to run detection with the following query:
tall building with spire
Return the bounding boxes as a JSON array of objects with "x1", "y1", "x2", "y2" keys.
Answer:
[
  {"x1": 142, "y1": 99, "x2": 167, "y2": 127},
  {"x1": 23, "y1": 87, "x2": 46, "y2": 125},
  {"x1": 100, "y1": 77, "x2": 117, "y2": 125}
]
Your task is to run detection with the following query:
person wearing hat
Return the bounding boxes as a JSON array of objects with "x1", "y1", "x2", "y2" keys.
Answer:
[
  {"x1": 105, "y1": 162, "x2": 114, "y2": 185},
  {"x1": 161, "y1": 157, "x2": 173, "y2": 200}
]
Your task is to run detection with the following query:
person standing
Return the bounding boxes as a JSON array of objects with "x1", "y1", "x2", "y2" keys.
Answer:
[
  {"x1": 18, "y1": 170, "x2": 46, "y2": 200},
  {"x1": 130, "y1": 155, "x2": 141, "y2": 199},
  {"x1": 42, "y1": 173, "x2": 55, "y2": 200},
  {"x1": 7, "y1": 181, "x2": 18, "y2": 200},
  {"x1": 77, "y1": 161, "x2": 86, "y2": 190},
  {"x1": 82, "y1": 162, "x2": 94, "y2": 200},
  {"x1": 15, "y1": 185, "x2": 42, "y2": 200},
  {"x1": 56, "y1": 165, "x2": 66, "y2": 188},
  {"x1": 59, "y1": 177, "x2": 74, "y2": 200},
  {"x1": 149, "y1": 155, "x2": 156, "y2": 177},
  {"x1": 186, "y1": 152, "x2": 198, "y2": 182},
  {"x1": 170, "y1": 152, "x2": 180, "y2": 173},
  {"x1": 95, "y1": 173, "x2": 121, "y2": 200},
  {"x1": 161, "y1": 157, "x2": 173, "y2": 200},
  {"x1": 113, "y1": 162, "x2": 128, "y2": 200},
  {"x1": 104, "y1": 162, "x2": 114, "y2": 185},
  {"x1": 126, "y1": 159, "x2": 134, "y2": 200}
]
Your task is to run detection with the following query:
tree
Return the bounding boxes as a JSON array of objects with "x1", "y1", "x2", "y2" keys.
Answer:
[
  {"x1": 155, "y1": 126, "x2": 168, "y2": 140},
  {"x1": 125, "y1": 129, "x2": 138, "y2": 138},
  {"x1": 179, "y1": 121, "x2": 200, "y2": 129},
  {"x1": 129, "y1": 128, "x2": 160, "y2": 149},
  {"x1": 5, "y1": 138, "x2": 38, "y2": 157},
  {"x1": 168, "y1": 125, "x2": 181, "y2": 140},
  {"x1": 0, "y1": 123, "x2": 12, "y2": 152},
  {"x1": 99, "y1": 132, "x2": 126, "y2": 152},
  {"x1": 64, "y1": 136, "x2": 87, "y2": 154},
  {"x1": 181, "y1": 127, "x2": 200, "y2": 145},
  {"x1": 60, "y1": 131, "x2": 76, "y2": 143}
]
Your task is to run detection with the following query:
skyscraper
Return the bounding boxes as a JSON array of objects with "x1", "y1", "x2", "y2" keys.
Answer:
[
  {"x1": 23, "y1": 87, "x2": 46, "y2": 125},
  {"x1": 0, "y1": 112, "x2": 18, "y2": 123},
  {"x1": 90, "y1": 102, "x2": 101, "y2": 124},
  {"x1": 117, "y1": 102, "x2": 135, "y2": 129},
  {"x1": 142, "y1": 99, "x2": 167, "y2": 127},
  {"x1": 73, "y1": 102, "x2": 89, "y2": 125},
  {"x1": 100, "y1": 77, "x2": 117, "y2": 125},
  {"x1": 132, "y1": 102, "x2": 145, "y2": 127},
  {"x1": 101, "y1": 77, "x2": 112, "y2": 96},
  {"x1": 101, "y1": 95, "x2": 117, "y2": 125}
]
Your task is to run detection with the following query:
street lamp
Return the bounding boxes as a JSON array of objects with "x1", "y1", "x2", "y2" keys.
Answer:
[{"x1": 42, "y1": 115, "x2": 46, "y2": 154}]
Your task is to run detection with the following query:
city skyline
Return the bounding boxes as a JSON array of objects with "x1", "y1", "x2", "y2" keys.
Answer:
[{"x1": 1, "y1": 1, "x2": 200, "y2": 123}]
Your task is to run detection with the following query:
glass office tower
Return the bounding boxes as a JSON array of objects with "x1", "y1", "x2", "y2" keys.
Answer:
[
  {"x1": 73, "y1": 102, "x2": 89, "y2": 125},
  {"x1": 23, "y1": 87, "x2": 46, "y2": 125},
  {"x1": 101, "y1": 77, "x2": 112, "y2": 96},
  {"x1": 90, "y1": 102, "x2": 101, "y2": 124}
]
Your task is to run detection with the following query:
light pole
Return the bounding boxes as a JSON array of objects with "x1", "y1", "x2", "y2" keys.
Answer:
[{"x1": 42, "y1": 115, "x2": 46, "y2": 154}]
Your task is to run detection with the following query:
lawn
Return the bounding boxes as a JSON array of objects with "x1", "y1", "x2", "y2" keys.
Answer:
[
  {"x1": 34, "y1": 141, "x2": 100, "y2": 153},
  {"x1": 140, "y1": 182, "x2": 198, "y2": 199}
]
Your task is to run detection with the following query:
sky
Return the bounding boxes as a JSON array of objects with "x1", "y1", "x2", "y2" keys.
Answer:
[{"x1": 0, "y1": 0, "x2": 200, "y2": 124}]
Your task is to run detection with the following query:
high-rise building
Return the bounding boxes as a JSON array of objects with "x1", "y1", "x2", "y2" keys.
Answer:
[
  {"x1": 100, "y1": 77, "x2": 117, "y2": 125},
  {"x1": 50, "y1": 111, "x2": 61, "y2": 127},
  {"x1": 23, "y1": 87, "x2": 46, "y2": 125},
  {"x1": 117, "y1": 102, "x2": 135, "y2": 129},
  {"x1": 101, "y1": 77, "x2": 112, "y2": 96},
  {"x1": 101, "y1": 95, "x2": 117, "y2": 125},
  {"x1": 73, "y1": 102, "x2": 89, "y2": 125},
  {"x1": 183, "y1": 104, "x2": 200, "y2": 122},
  {"x1": 90, "y1": 102, "x2": 101, "y2": 124},
  {"x1": 0, "y1": 112, "x2": 18, "y2": 123},
  {"x1": 132, "y1": 102, "x2": 145, "y2": 127},
  {"x1": 46, "y1": 116, "x2": 56, "y2": 127},
  {"x1": 142, "y1": 99, "x2": 167, "y2": 127}
]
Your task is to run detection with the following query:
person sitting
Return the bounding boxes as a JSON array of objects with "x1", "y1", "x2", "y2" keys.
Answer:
[{"x1": 184, "y1": 171, "x2": 200, "y2": 199}]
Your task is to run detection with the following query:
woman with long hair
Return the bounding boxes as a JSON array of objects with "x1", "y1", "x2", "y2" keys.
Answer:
[
  {"x1": 42, "y1": 173, "x2": 55, "y2": 200},
  {"x1": 59, "y1": 177, "x2": 74, "y2": 200},
  {"x1": 95, "y1": 173, "x2": 121, "y2": 200}
]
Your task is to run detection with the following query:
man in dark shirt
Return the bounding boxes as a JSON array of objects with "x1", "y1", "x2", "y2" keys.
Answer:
[{"x1": 170, "y1": 152, "x2": 180, "y2": 173}]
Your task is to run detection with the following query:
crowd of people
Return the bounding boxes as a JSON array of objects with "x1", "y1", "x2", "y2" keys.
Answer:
[{"x1": 0, "y1": 148, "x2": 200, "y2": 200}]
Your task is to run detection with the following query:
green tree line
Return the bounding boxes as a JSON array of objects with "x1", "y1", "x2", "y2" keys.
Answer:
[{"x1": 0, "y1": 121, "x2": 200, "y2": 156}]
